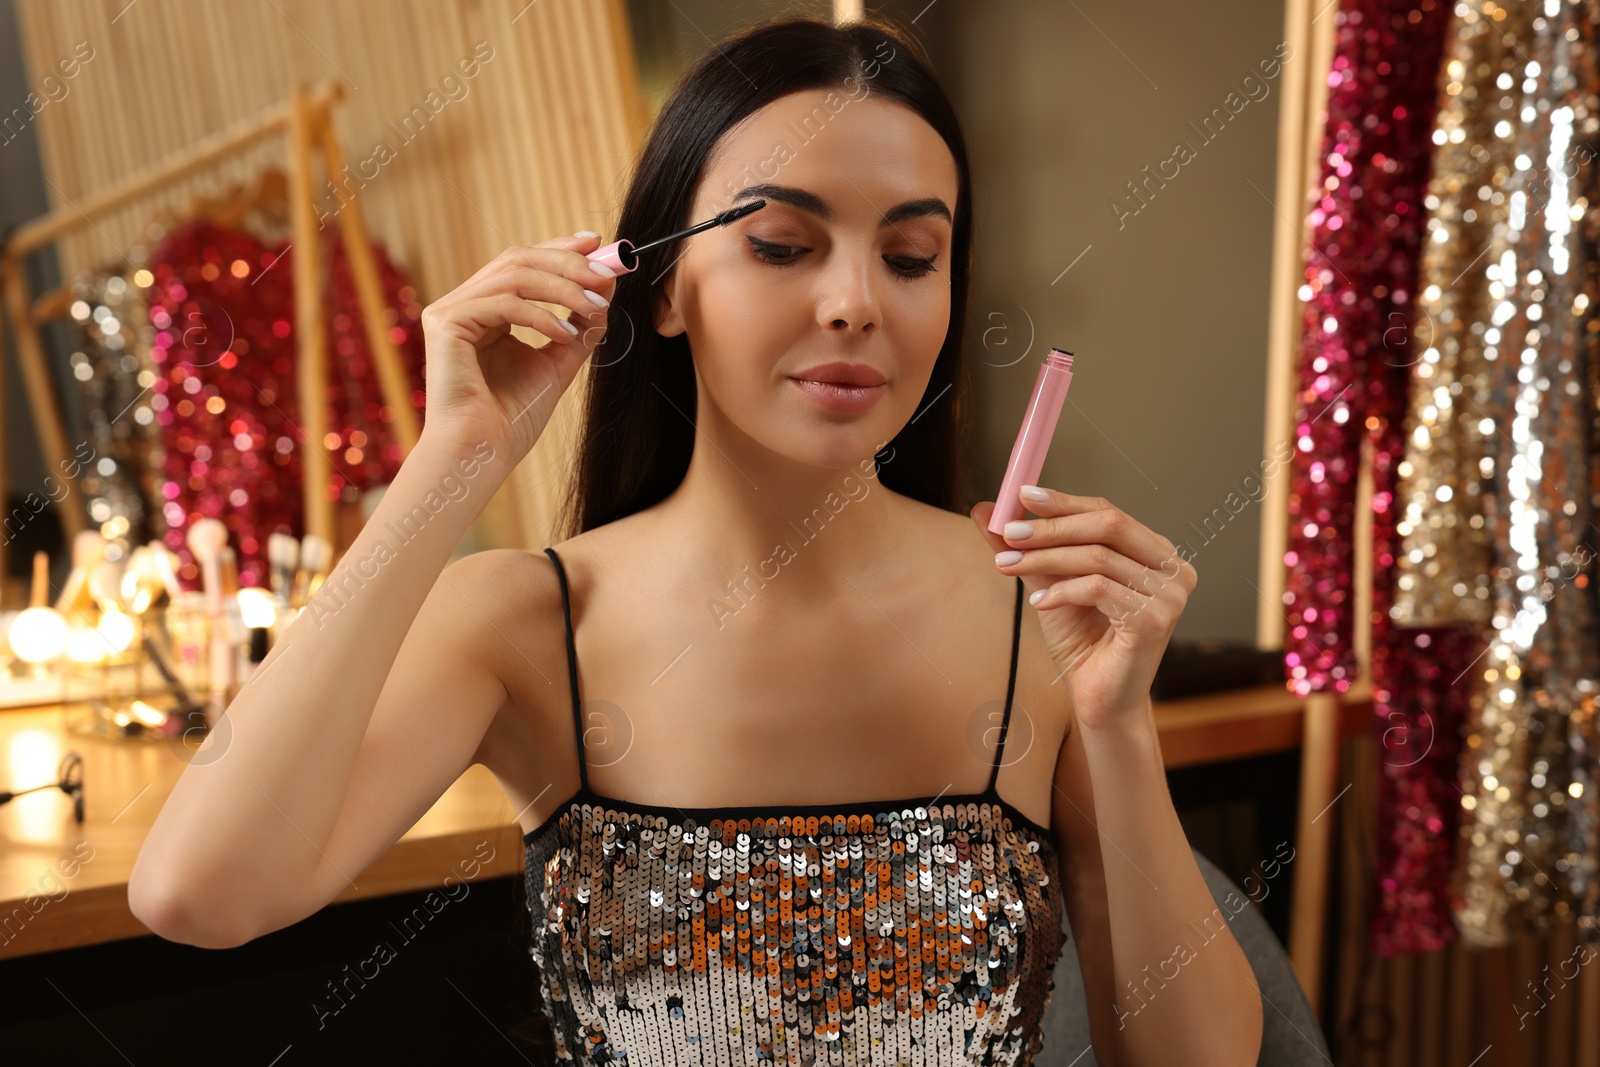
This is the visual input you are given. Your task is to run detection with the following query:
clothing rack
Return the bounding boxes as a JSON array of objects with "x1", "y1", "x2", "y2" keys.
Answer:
[
  {"x1": 0, "y1": 78, "x2": 420, "y2": 591},
  {"x1": 1258, "y1": 5, "x2": 1600, "y2": 1058}
]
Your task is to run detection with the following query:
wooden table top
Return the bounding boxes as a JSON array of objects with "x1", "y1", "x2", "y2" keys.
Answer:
[{"x1": 0, "y1": 682, "x2": 1373, "y2": 959}]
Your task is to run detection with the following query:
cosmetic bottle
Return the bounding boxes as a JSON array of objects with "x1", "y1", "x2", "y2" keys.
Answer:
[{"x1": 209, "y1": 548, "x2": 244, "y2": 717}]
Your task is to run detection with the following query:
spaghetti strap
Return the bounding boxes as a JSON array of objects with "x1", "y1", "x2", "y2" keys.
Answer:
[
  {"x1": 987, "y1": 576, "x2": 1025, "y2": 794},
  {"x1": 543, "y1": 547, "x2": 588, "y2": 792}
]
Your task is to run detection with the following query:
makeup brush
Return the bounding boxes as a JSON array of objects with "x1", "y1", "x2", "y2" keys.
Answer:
[
  {"x1": 141, "y1": 624, "x2": 205, "y2": 723},
  {"x1": 209, "y1": 546, "x2": 243, "y2": 703},
  {"x1": 87, "y1": 560, "x2": 126, "y2": 613},
  {"x1": 146, "y1": 541, "x2": 184, "y2": 604},
  {"x1": 122, "y1": 546, "x2": 151, "y2": 610},
  {"x1": 219, "y1": 547, "x2": 239, "y2": 601},
  {"x1": 267, "y1": 532, "x2": 299, "y2": 611},
  {"x1": 187, "y1": 519, "x2": 229, "y2": 619},
  {"x1": 30, "y1": 551, "x2": 49, "y2": 610},
  {"x1": 120, "y1": 546, "x2": 165, "y2": 615},
  {"x1": 53, "y1": 531, "x2": 107, "y2": 615},
  {"x1": 295, "y1": 534, "x2": 333, "y2": 607},
  {"x1": 588, "y1": 199, "x2": 768, "y2": 275}
]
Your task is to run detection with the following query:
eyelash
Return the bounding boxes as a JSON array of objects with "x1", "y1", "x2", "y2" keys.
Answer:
[{"x1": 745, "y1": 237, "x2": 938, "y2": 280}]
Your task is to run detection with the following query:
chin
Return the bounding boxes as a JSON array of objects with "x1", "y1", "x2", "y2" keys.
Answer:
[{"x1": 788, "y1": 430, "x2": 897, "y2": 473}]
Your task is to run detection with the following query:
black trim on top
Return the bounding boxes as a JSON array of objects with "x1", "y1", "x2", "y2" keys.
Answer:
[
  {"x1": 521, "y1": 784, "x2": 1057, "y2": 848},
  {"x1": 542, "y1": 547, "x2": 587, "y2": 793}
]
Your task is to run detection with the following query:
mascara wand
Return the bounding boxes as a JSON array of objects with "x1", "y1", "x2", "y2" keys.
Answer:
[{"x1": 589, "y1": 199, "x2": 768, "y2": 275}]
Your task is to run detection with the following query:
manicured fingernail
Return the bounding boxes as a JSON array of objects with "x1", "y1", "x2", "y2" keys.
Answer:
[
  {"x1": 583, "y1": 289, "x2": 609, "y2": 307},
  {"x1": 558, "y1": 318, "x2": 579, "y2": 336},
  {"x1": 574, "y1": 230, "x2": 600, "y2": 237},
  {"x1": 1021, "y1": 485, "x2": 1049, "y2": 502},
  {"x1": 588, "y1": 260, "x2": 616, "y2": 279},
  {"x1": 1003, "y1": 521, "x2": 1034, "y2": 540},
  {"x1": 1029, "y1": 588, "x2": 1047, "y2": 605},
  {"x1": 995, "y1": 550, "x2": 1023, "y2": 566}
]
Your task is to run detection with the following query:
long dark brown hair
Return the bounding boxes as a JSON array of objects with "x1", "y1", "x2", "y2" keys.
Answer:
[{"x1": 553, "y1": 14, "x2": 977, "y2": 539}]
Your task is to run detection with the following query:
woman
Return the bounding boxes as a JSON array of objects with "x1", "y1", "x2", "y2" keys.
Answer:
[{"x1": 129, "y1": 15, "x2": 1262, "y2": 1066}]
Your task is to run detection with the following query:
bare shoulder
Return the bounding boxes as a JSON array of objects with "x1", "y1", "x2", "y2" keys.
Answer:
[
  {"x1": 529, "y1": 507, "x2": 669, "y2": 601},
  {"x1": 898, "y1": 496, "x2": 1077, "y2": 741},
  {"x1": 880, "y1": 494, "x2": 990, "y2": 563},
  {"x1": 436, "y1": 547, "x2": 570, "y2": 759},
  {"x1": 439, "y1": 546, "x2": 561, "y2": 632},
  {"x1": 442, "y1": 540, "x2": 598, "y2": 665},
  {"x1": 448, "y1": 523, "x2": 644, "y2": 767},
  {"x1": 892, "y1": 495, "x2": 1028, "y2": 612}
]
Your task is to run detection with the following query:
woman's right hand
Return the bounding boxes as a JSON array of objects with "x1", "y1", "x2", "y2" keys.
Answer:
[{"x1": 418, "y1": 232, "x2": 617, "y2": 460}]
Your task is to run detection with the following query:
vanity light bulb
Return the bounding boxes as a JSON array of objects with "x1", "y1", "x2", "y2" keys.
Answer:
[
  {"x1": 97, "y1": 608, "x2": 136, "y2": 653},
  {"x1": 236, "y1": 587, "x2": 277, "y2": 629},
  {"x1": 67, "y1": 624, "x2": 108, "y2": 665},
  {"x1": 8, "y1": 607, "x2": 70, "y2": 665}
]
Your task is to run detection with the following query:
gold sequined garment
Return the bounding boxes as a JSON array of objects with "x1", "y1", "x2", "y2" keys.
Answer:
[
  {"x1": 523, "y1": 547, "x2": 1068, "y2": 1064},
  {"x1": 1402, "y1": 0, "x2": 1600, "y2": 946},
  {"x1": 1391, "y1": 0, "x2": 1525, "y2": 628}
]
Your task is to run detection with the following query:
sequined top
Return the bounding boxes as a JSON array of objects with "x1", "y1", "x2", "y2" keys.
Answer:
[{"x1": 522, "y1": 546, "x2": 1068, "y2": 1065}]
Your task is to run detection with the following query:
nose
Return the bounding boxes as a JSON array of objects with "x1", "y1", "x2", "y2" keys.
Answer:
[{"x1": 816, "y1": 247, "x2": 880, "y2": 335}]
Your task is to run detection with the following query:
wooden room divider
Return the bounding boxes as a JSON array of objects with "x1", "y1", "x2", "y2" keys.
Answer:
[{"x1": 0, "y1": 78, "x2": 417, "y2": 586}]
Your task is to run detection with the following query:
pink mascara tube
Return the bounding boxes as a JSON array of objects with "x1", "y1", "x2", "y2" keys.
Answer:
[{"x1": 988, "y1": 348, "x2": 1075, "y2": 535}]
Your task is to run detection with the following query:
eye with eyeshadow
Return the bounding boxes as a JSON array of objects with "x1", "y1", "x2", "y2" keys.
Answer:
[{"x1": 745, "y1": 236, "x2": 938, "y2": 280}]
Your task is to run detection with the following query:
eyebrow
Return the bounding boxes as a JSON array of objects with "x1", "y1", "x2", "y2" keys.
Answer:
[{"x1": 729, "y1": 183, "x2": 952, "y2": 227}]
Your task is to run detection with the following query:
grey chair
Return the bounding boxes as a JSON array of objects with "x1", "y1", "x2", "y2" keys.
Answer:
[{"x1": 1034, "y1": 847, "x2": 1332, "y2": 1065}]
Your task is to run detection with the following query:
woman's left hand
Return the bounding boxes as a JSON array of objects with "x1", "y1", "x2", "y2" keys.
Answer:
[{"x1": 970, "y1": 485, "x2": 1197, "y2": 732}]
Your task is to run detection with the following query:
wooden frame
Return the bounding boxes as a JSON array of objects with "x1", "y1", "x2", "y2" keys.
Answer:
[
  {"x1": 1254, "y1": 0, "x2": 1343, "y2": 1016},
  {"x1": 0, "y1": 78, "x2": 421, "y2": 590}
]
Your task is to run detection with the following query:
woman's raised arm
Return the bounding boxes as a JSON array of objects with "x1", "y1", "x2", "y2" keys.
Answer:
[{"x1": 127, "y1": 235, "x2": 617, "y2": 947}]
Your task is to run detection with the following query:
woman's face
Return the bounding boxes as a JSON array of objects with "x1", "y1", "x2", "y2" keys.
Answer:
[{"x1": 654, "y1": 87, "x2": 960, "y2": 470}]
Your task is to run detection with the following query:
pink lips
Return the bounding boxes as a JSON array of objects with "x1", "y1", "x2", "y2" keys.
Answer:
[{"x1": 788, "y1": 361, "x2": 887, "y2": 412}]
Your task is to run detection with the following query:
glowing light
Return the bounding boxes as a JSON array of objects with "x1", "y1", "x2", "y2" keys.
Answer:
[{"x1": 7, "y1": 608, "x2": 69, "y2": 665}]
